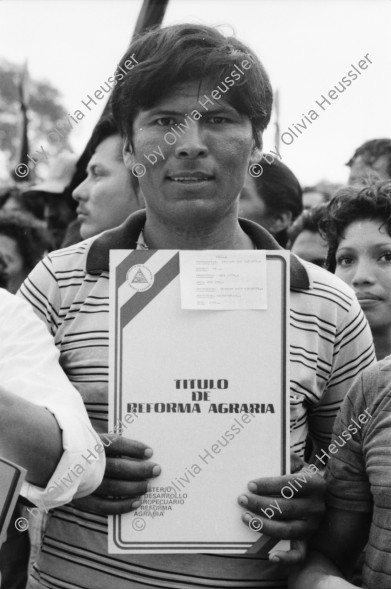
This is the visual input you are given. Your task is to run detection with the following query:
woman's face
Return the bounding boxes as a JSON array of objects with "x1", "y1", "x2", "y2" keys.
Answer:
[
  {"x1": 0, "y1": 234, "x2": 25, "y2": 294},
  {"x1": 335, "y1": 219, "x2": 391, "y2": 332}
]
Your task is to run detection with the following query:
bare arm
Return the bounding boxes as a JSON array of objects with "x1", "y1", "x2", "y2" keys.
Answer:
[
  {"x1": 0, "y1": 385, "x2": 62, "y2": 487},
  {"x1": 289, "y1": 507, "x2": 372, "y2": 588},
  {"x1": 289, "y1": 550, "x2": 356, "y2": 589}
]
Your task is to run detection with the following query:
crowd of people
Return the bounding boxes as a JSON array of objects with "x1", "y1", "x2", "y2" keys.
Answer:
[{"x1": 1, "y1": 21, "x2": 391, "y2": 589}]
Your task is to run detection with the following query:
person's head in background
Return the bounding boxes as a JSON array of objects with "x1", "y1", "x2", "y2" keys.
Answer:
[
  {"x1": 302, "y1": 186, "x2": 330, "y2": 210},
  {"x1": 0, "y1": 210, "x2": 52, "y2": 294},
  {"x1": 302, "y1": 187, "x2": 325, "y2": 210},
  {"x1": 289, "y1": 204, "x2": 328, "y2": 267},
  {"x1": 1, "y1": 185, "x2": 45, "y2": 219},
  {"x1": 347, "y1": 139, "x2": 391, "y2": 186},
  {"x1": 320, "y1": 181, "x2": 391, "y2": 359},
  {"x1": 239, "y1": 158, "x2": 302, "y2": 247},
  {"x1": 302, "y1": 180, "x2": 341, "y2": 210},
  {"x1": 72, "y1": 115, "x2": 144, "y2": 239},
  {"x1": 24, "y1": 153, "x2": 78, "y2": 248}
]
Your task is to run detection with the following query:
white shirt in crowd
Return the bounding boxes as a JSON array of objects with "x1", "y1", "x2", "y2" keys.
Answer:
[{"x1": 0, "y1": 288, "x2": 105, "y2": 509}]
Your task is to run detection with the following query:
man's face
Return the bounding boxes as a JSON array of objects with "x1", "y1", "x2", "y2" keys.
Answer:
[
  {"x1": 348, "y1": 154, "x2": 390, "y2": 185},
  {"x1": 124, "y1": 80, "x2": 256, "y2": 226},
  {"x1": 73, "y1": 135, "x2": 140, "y2": 239}
]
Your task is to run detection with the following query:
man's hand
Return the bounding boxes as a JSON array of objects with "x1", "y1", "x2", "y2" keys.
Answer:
[
  {"x1": 238, "y1": 452, "x2": 326, "y2": 564},
  {"x1": 72, "y1": 434, "x2": 160, "y2": 515}
]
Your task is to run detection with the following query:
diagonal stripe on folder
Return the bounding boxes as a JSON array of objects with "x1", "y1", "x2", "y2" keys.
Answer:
[
  {"x1": 115, "y1": 250, "x2": 156, "y2": 289},
  {"x1": 120, "y1": 252, "x2": 179, "y2": 329},
  {"x1": 246, "y1": 534, "x2": 280, "y2": 555}
]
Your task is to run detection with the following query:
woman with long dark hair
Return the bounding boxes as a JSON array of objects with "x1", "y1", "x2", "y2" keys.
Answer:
[{"x1": 321, "y1": 180, "x2": 391, "y2": 359}]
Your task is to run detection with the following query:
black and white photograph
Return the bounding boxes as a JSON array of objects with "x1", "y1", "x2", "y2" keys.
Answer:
[{"x1": 0, "y1": 1, "x2": 390, "y2": 587}]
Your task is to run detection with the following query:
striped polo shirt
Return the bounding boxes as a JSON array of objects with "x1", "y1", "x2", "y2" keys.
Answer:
[{"x1": 19, "y1": 211, "x2": 375, "y2": 589}]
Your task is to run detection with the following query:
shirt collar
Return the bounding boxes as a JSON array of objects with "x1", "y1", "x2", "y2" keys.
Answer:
[{"x1": 86, "y1": 209, "x2": 310, "y2": 290}]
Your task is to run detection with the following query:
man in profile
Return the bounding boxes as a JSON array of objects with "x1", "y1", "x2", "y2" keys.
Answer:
[
  {"x1": 20, "y1": 23, "x2": 374, "y2": 589},
  {"x1": 72, "y1": 115, "x2": 144, "y2": 239},
  {"x1": 239, "y1": 158, "x2": 303, "y2": 247}
]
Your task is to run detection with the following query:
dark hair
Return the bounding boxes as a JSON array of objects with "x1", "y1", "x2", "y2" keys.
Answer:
[
  {"x1": 0, "y1": 252, "x2": 7, "y2": 288},
  {"x1": 88, "y1": 114, "x2": 139, "y2": 193},
  {"x1": 0, "y1": 211, "x2": 52, "y2": 273},
  {"x1": 88, "y1": 115, "x2": 120, "y2": 157},
  {"x1": 252, "y1": 158, "x2": 303, "y2": 247},
  {"x1": 288, "y1": 203, "x2": 328, "y2": 246},
  {"x1": 319, "y1": 181, "x2": 391, "y2": 272},
  {"x1": 1, "y1": 186, "x2": 45, "y2": 219},
  {"x1": 347, "y1": 138, "x2": 391, "y2": 178},
  {"x1": 111, "y1": 23, "x2": 273, "y2": 147}
]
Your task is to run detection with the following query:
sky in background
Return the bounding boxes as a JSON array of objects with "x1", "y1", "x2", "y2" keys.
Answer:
[{"x1": 1, "y1": 0, "x2": 390, "y2": 185}]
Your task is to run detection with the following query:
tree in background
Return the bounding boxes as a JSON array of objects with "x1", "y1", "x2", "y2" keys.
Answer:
[{"x1": 0, "y1": 59, "x2": 71, "y2": 184}]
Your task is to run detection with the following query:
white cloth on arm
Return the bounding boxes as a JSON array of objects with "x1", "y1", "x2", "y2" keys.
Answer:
[{"x1": 0, "y1": 288, "x2": 105, "y2": 509}]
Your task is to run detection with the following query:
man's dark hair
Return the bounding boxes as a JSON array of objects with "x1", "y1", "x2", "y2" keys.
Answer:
[
  {"x1": 288, "y1": 203, "x2": 328, "y2": 246},
  {"x1": 111, "y1": 24, "x2": 273, "y2": 147},
  {"x1": 0, "y1": 211, "x2": 52, "y2": 273},
  {"x1": 319, "y1": 181, "x2": 391, "y2": 272},
  {"x1": 88, "y1": 114, "x2": 139, "y2": 193},
  {"x1": 252, "y1": 158, "x2": 303, "y2": 247},
  {"x1": 88, "y1": 115, "x2": 119, "y2": 157},
  {"x1": 347, "y1": 138, "x2": 391, "y2": 178}
]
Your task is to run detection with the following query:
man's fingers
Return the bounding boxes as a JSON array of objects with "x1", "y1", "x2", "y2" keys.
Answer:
[
  {"x1": 269, "y1": 540, "x2": 307, "y2": 565},
  {"x1": 249, "y1": 472, "x2": 326, "y2": 498},
  {"x1": 242, "y1": 512, "x2": 320, "y2": 540},
  {"x1": 99, "y1": 434, "x2": 153, "y2": 459},
  {"x1": 238, "y1": 494, "x2": 323, "y2": 520},
  {"x1": 104, "y1": 457, "x2": 160, "y2": 481},
  {"x1": 95, "y1": 477, "x2": 150, "y2": 498},
  {"x1": 72, "y1": 495, "x2": 141, "y2": 516}
]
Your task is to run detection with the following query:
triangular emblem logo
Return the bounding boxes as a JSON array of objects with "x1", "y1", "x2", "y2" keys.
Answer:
[{"x1": 131, "y1": 268, "x2": 149, "y2": 284}]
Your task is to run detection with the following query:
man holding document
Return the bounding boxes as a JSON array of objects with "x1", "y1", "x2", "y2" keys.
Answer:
[{"x1": 20, "y1": 23, "x2": 375, "y2": 589}]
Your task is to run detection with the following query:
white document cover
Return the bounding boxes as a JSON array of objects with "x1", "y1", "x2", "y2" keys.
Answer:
[{"x1": 109, "y1": 250, "x2": 290, "y2": 555}]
